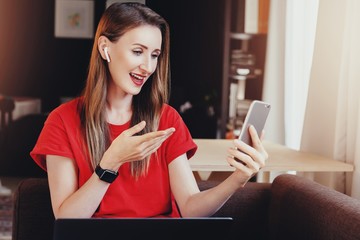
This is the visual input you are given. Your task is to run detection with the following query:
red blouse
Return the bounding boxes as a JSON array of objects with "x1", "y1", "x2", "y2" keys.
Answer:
[{"x1": 30, "y1": 98, "x2": 197, "y2": 218}]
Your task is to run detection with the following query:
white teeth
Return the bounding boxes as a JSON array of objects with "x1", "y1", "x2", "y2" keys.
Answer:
[{"x1": 130, "y1": 73, "x2": 144, "y2": 80}]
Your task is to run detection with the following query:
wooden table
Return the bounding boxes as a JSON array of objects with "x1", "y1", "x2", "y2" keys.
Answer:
[{"x1": 191, "y1": 139, "x2": 354, "y2": 181}]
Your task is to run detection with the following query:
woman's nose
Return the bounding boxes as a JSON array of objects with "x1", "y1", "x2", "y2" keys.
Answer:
[{"x1": 139, "y1": 57, "x2": 152, "y2": 73}]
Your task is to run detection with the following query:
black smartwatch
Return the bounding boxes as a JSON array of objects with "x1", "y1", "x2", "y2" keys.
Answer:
[{"x1": 95, "y1": 164, "x2": 118, "y2": 183}]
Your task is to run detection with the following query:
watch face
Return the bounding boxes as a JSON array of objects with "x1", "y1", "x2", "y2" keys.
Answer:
[
  {"x1": 101, "y1": 170, "x2": 118, "y2": 183},
  {"x1": 96, "y1": 165, "x2": 118, "y2": 183}
]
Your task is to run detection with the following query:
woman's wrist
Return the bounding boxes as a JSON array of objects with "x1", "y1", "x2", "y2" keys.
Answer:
[{"x1": 99, "y1": 150, "x2": 122, "y2": 172}]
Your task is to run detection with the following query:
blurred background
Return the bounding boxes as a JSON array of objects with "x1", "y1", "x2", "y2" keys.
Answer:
[{"x1": 0, "y1": 0, "x2": 268, "y2": 139}]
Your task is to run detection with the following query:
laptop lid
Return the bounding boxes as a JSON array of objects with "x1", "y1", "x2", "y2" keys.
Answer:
[{"x1": 53, "y1": 217, "x2": 233, "y2": 240}]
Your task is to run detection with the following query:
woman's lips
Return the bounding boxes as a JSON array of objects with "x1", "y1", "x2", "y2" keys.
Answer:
[{"x1": 130, "y1": 73, "x2": 145, "y2": 86}]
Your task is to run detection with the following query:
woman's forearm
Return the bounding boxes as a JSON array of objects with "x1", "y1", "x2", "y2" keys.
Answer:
[
  {"x1": 53, "y1": 173, "x2": 110, "y2": 219},
  {"x1": 180, "y1": 174, "x2": 243, "y2": 217}
]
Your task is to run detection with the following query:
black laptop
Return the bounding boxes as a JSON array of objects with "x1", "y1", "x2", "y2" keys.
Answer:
[{"x1": 53, "y1": 217, "x2": 233, "y2": 240}]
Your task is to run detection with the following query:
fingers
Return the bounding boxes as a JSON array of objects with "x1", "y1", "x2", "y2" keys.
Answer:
[
  {"x1": 124, "y1": 121, "x2": 146, "y2": 137},
  {"x1": 248, "y1": 125, "x2": 268, "y2": 160},
  {"x1": 142, "y1": 127, "x2": 175, "y2": 141},
  {"x1": 260, "y1": 129, "x2": 265, "y2": 141},
  {"x1": 227, "y1": 145, "x2": 263, "y2": 171},
  {"x1": 126, "y1": 126, "x2": 175, "y2": 161},
  {"x1": 228, "y1": 126, "x2": 269, "y2": 174},
  {"x1": 249, "y1": 125, "x2": 264, "y2": 148},
  {"x1": 123, "y1": 121, "x2": 175, "y2": 142},
  {"x1": 139, "y1": 128, "x2": 175, "y2": 152},
  {"x1": 248, "y1": 125, "x2": 262, "y2": 148},
  {"x1": 138, "y1": 137, "x2": 165, "y2": 159}
]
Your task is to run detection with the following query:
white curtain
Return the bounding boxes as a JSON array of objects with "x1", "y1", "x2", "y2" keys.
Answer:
[
  {"x1": 264, "y1": 0, "x2": 360, "y2": 198},
  {"x1": 301, "y1": 0, "x2": 360, "y2": 198},
  {"x1": 263, "y1": 0, "x2": 318, "y2": 149},
  {"x1": 262, "y1": 0, "x2": 286, "y2": 146},
  {"x1": 262, "y1": 0, "x2": 318, "y2": 181},
  {"x1": 283, "y1": 1, "x2": 318, "y2": 150}
]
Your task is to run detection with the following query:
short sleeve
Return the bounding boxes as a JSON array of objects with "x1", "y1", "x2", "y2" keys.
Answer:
[
  {"x1": 159, "y1": 105, "x2": 197, "y2": 164},
  {"x1": 30, "y1": 103, "x2": 79, "y2": 171}
]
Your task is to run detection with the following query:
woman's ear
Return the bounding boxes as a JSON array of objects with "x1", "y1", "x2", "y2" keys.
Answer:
[{"x1": 98, "y1": 36, "x2": 111, "y2": 62}]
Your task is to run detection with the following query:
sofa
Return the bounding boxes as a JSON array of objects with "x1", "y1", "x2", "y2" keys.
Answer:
[
  {"x1": 12, "y1": 174, "x2": 360, "y2": 240},
  {"x1": 0, "y1": 113, "x2": 48, "y2": 178}
]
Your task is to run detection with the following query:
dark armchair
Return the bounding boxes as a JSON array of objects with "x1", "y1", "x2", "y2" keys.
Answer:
[
  {"x1": 12, "y1": 174, "x2": 360, "y2": 240},
  {"x1": 0, "y1": 113, "x2": 48, "y2": 177},
  {"x1": 12, "y1": 178, "x2": 271, "y2": 240}
]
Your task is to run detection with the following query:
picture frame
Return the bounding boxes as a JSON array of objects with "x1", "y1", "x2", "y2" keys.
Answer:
[
  {"x1": 106, "y1": 0, "x2": 145, "y2": 8},
  {"x1": 55, "y1": 0, "x2": 95, "y2": 39}
]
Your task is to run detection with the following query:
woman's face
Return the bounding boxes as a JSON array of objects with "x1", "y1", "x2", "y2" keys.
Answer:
[{"x1": 107, "y1": 25, "x2": 162, "y2": 96}]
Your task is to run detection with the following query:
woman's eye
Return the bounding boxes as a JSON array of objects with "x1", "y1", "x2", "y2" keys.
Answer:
[
  {"x1": 133, "y1": 50, "x2": 142, "y2": 56},
  {"x1": 151, "y1": 54, "x2": 159, "y2": 59}
]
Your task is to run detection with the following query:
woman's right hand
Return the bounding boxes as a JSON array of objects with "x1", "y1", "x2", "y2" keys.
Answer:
[{"x1": 100, "y1": 121, "x2": 175, "y2": 171}]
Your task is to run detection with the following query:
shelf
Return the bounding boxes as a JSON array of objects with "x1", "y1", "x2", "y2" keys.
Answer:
[
  {"x1": 220, "y1": 0, "x2": 268, "y2": 139},
  {"x1": 230, "y1": 32, "x2": 253, "y2": 40},
  {"x1": 229, "y1": 74, "x2": 258, "y2": 81},
  {"x1": 230, "y1": 32, "x2": 267, "y2": 40}
]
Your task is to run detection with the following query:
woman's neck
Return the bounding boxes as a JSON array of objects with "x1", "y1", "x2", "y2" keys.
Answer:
[{"x1": 106, "y1": 89, "x2": 133, "y2": 125}]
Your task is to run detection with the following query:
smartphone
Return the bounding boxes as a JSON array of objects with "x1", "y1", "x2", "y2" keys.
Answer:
[{"x1": 238, "y1": 100, "x2": 271, "y2": 146}]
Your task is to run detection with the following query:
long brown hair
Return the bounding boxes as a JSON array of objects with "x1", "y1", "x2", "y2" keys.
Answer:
[{"x1": 80, "y1": 2, "x2": 170, "y2": 178}]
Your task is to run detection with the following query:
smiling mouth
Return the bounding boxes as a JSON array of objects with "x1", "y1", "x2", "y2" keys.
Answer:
[{"x1": 129, "y1": 73, "x2": 145, "y2": 86}]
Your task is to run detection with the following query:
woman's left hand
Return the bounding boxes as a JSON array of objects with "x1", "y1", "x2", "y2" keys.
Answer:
[{"x1": 227, "y1": 125, "x2": 268, "y2": 187}]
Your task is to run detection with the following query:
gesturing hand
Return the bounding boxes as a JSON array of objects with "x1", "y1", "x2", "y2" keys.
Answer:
[{"x1": 101, "y1": 121, "x2": 175, "y2": 170}]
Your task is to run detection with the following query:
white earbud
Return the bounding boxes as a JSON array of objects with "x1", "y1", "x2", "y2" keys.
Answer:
[{"x1": 104, "y1": 47, "x2": 111, "y2": 63}]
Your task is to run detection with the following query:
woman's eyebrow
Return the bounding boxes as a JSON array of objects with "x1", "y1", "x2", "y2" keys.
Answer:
[{"x1": 133, "y1": 43, "x2": 161, "y2": 52}]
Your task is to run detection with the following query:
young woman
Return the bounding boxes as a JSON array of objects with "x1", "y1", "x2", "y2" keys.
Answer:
[{"x1": 31, "y1": 2, "x2": 268, "y2": 219}]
